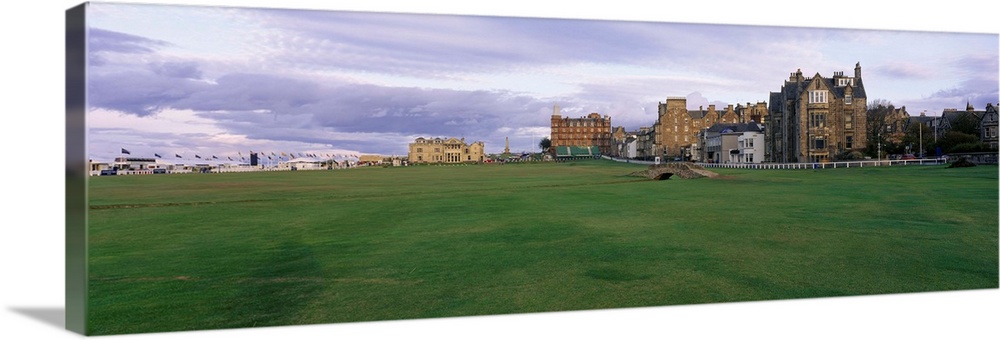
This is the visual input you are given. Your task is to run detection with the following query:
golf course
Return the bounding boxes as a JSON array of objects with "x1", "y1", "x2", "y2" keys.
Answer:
[{"x1": 85, "y1": 160, "x2": 998, "y2": 335}]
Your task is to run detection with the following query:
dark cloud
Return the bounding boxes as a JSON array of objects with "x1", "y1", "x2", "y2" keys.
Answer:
[
  {"x1": 88, "y1": 70, "x2": 211, "y2": 116},
  {"x1": 88, "y1": 28, "x2": 170, "y2": 54},
  {"x1": 88, "y1": 64, "x2": 555, "y2": 154},
  {"x1": 198, "y1": 81, "x2": 555, "y2": 141},
  {"x1": 180, "y1": 73, "x2": 323, "y2": 114},
  {"x1": 149, "y1": 61, "x2": 203, "y2": 79},
  {"x1": 904, "y1": 53, "x2": 1000, "y2": 113}
]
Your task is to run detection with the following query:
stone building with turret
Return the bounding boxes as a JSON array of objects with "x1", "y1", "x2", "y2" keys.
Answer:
[{"x1": 767, "y1": 63, "x2": 868, "y2": 163}]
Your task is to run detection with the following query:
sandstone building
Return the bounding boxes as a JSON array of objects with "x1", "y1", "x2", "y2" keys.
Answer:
[
  {"x1": 699, "y1": 122, "x2": 766, "y2": 164},
  {"x1": 549, "y1": 104, "x2": 613, "y2": 156},
  {"x1": 768, "y1": 63, "x2": 868, "y2": 162},
  {"x1": 884, "y1": 106, "x2": 911, "y2": 147},
  {"x1": 652, "y1": 97, "x2": 768, "y2": 159},
  {"x1": 408, "y1": 137, "x2": 485, "y2": 164},
  {"x1": 982, "y1": 103, "x2": 999, "y2": 149}
]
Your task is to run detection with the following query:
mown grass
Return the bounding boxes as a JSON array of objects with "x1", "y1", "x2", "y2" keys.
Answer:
[{"x1": 85, "y1": 160, "x2": 998, "y2": 335}]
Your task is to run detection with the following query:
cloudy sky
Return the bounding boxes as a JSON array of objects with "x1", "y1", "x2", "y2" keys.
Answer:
[{"x1": 84, "y1": 2, "x2": 998, "y2": 163}]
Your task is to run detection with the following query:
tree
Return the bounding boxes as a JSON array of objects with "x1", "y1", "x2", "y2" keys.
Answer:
[
  {"x1": 539, "y1": 137, "x2": 551, "y2": 152},
  {"x1": 902, "y1": 121, "x2": 933, "y2": 157},
  {"x1": 866, "y1": 99, "x2": 894, "y2": 158},
  {"x1": 936, "y1": 131, "x2": 986, "y2": 154},
  {"x1": 949, "y1": 112, "x2": 981, "y2": 136}
]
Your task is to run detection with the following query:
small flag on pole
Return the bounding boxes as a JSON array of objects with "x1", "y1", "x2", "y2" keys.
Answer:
[
  {"x1": 195, "y1": 155, "x2": 202, "y2": 159},
  {"x1": 228, "y1": 156, "x2": 233, "y2": 161},
  {"x1": 212, "y1": 155, "x2": 218, "y2": 159},
  {"x1": 155, "y1": 153, "x2": 162, "y2": 158},
  {"x1": 175, "y1": 154, "x2": 182, "y2": 158},
  {"x1": 121, "y1": 148, "x2": 131, "y2": 155}
]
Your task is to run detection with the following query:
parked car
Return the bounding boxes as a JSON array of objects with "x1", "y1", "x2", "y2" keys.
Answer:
[{"x1": 902, "y1": 154, "x2": 916, "y2": 160}]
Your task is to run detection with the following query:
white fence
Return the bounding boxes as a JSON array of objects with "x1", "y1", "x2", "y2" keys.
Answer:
[
  {"x1": 89, "y1": 165, "x2": 340, "y2": 176},
  {"x1": 696, "y1": 158, "x2": 947, "y2": 169},
  {"x1": 602, "y1": 155, "x2": 948, "y2": 169}
]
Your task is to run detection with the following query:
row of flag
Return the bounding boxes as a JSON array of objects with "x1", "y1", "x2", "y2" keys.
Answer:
[{"x1": 121, "y1": 148, "x2": 361, "y2": 161}]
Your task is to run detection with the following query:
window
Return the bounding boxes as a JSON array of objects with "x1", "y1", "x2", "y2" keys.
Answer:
[
  {"x1": 417, "y1": 148, "x2": 423, "y2": 152},
  {"x1": 846, "y1": 136, "x2": 853, "y2": 149},
  {"x1": 434, "y1": 148, "x2": 440, "y2": 152},
  {"x1": 808, "y1": 90, "x2": 828, "y2": 104},
  {"x1": 838, "y1": 78, "x2": 854, "y2": 87},
  {"x1": 810, "y1": 113, "x2": 826, "y2": 128},
  {"x1": 814, "y1": 138, "x2": 825, "y2": 149},
  {"x1": 844, "y1": 95, "x2": 852, "y2": 105}
]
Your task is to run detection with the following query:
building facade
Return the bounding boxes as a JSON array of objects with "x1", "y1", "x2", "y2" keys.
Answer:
[
  {"x1": 408, "y1": 137, "x2": 485, "y2": 164},
  {"x1": 549, "y1": 104, "x2": 613, "y2": 156},
  {"x1": 982, "y1": 103, "x2": 998, "y2": 149},
  {"x1": 885, "y1": 106, "x2": 910, "y2": 146},
  {"x1": 768, "y1": 63, "x2": 868, "y2": 163},
  {"x1": 699, "y1": 123, "x2": 765, "y2": 163},
  {"x1": 651, "y1": 97, "x2": 767, "y2": 160}
]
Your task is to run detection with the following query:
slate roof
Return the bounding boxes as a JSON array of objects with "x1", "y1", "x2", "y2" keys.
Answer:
[
  {"x1": 941, "y1": 110, "x2": 981, "y2": 123},
  {"x1": 775, "y1": 71, "x2": 866, "y2": 104},
  {"x1": 687, "y1": 110, "x2": 707, "y2": 119},
  {"x1": 705, "y1": 122, "x2": 765, "y2": 134},
  {"x1": 907, "y1": 115, "x2": 935, "y2": 126}
]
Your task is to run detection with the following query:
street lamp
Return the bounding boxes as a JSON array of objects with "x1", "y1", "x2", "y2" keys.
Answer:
[
  {"x1": 919, "y1": 122, "x2": 923, "y2": 159},
  {"x1": 878, "y1": 131, "x2": 882, "y2": 163}
]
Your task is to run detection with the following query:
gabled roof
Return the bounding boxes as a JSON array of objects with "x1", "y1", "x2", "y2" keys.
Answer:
[
  {"x1": 687, "y1": 110, "x2": 707, "y2": 119},
  {"x1": 852, "y1": 77, "x2": 867, "y2": 98},
  {"x1": 769, "y1": 92, "x2": 783, "y2": 112},
  {"x1": 908, "y1": 115, "x2": 935, "y2": 125},
  {"x1": 776, "y1": 70, "x2": 866, "y2": 103},
  {"x1": 941, "y1": 110, "x2": 981, "y2": 123}
]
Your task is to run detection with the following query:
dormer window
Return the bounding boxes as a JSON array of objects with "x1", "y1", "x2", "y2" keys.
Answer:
[
  {"x1": 808, "y1": 90, "x2": 828, "y2": 104},
  {"x1": 838, "y1": 78, "x2": 854, "y2": 87}
]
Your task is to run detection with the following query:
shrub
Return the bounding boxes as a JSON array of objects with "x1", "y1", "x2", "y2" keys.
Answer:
[{"x1": 948, "y1": 157, "x2": 977, "y2": 168}]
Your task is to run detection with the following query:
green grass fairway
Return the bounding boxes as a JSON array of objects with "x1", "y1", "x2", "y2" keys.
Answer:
[{"x1": 86, "y1": 160, "x2": 999, "y2": 335}]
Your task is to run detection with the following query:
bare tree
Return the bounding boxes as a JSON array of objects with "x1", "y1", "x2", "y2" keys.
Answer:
[{"x1": 866, "y1": 99, "x2": 894, "y2": 158}]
